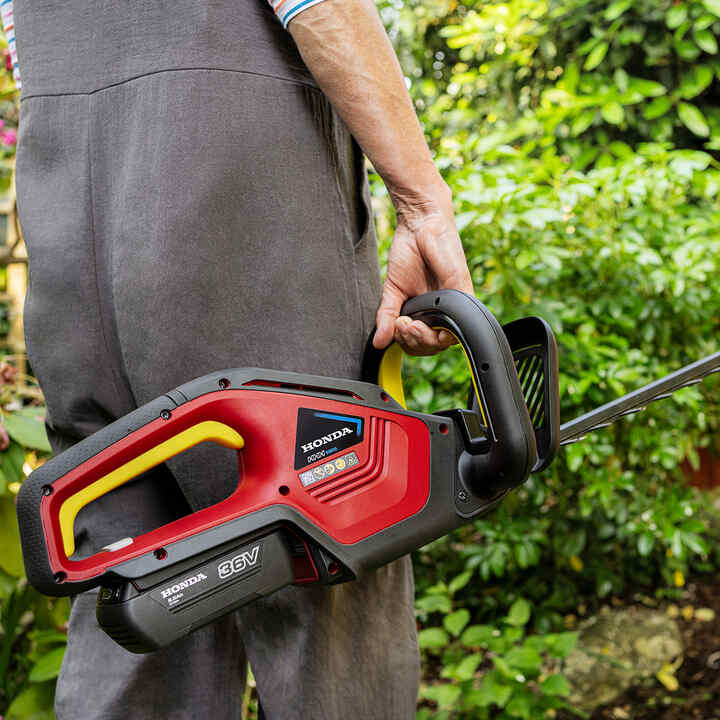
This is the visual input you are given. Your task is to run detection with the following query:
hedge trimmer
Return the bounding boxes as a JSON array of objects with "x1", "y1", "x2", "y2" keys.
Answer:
[{"x1": 15, "y1": 290, "x2": 719, "y2": 652}]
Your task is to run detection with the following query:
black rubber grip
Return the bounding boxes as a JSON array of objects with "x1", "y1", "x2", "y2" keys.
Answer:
[
  {"x1": 362, "y1": 290, "x2": 536, "y2": 496},
  {"x1": 16, "y1": 395, "x2": 178, "y2": 596}
]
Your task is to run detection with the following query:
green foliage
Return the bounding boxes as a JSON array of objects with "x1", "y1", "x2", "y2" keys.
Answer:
[
  {"x1": 373, "y1": 0, "x2": 720, "y2": 716},
  {"x1": 382, "y1": 0, "x2": 720, "y2": 166},
  {"x1": 417, "y1": 594, "x2": 580, "y2": 719},
  {"x1": 0, "y1": 365, "x2": 64, "y2": 718}
]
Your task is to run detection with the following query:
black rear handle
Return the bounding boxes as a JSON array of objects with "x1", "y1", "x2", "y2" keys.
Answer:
[{"x1": 363, "y1": 290, "x2": 536, "y2": 498}]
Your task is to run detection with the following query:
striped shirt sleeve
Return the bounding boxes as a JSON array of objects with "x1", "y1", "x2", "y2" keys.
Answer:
[
  {"x1": 0, "y1": 0, "x2": 20, "y2": 89},
  {"x1": 268, "y1": 0, "x2": 329, "y2": 28}
]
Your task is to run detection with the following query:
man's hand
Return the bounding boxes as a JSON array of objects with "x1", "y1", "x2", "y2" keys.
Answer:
[
  {"x1": 373, "y1": 187, "x2": 473, "y2": 354},
  {"x1": 289, "y1": 0, "x2": 474, "y2": 356}
]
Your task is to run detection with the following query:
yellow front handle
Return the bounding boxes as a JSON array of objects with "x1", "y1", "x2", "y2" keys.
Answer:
[
  {"x1": 376, "y1": 329, "x2": 488, "y2": 426},
  {"x1": 58, "y1": 420, "x2": 245, "y2": 558}
]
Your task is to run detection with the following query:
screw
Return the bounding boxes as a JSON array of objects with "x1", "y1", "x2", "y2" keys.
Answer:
[
  {"x1": 160, "y1": 410, "x2": 171, "y2": 420},
  {"x1": 457, "y1": 490, "x2": 468, "y2": 502},
  {"x1": 218, "y1": 378, "x2": 230, "y2": 389},
  {"x1": 41, "y1": 485, "x2": 53, "y2": 496}
]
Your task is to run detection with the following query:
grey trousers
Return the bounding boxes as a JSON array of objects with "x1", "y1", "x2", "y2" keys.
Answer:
[{"x1": 14, "y1": 6, "x2": 420, "y2": 716}]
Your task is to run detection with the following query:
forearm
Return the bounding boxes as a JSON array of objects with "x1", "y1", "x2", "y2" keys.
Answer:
[{"x1": 288, "y1": 0, "x2": 450, "y2": 218}]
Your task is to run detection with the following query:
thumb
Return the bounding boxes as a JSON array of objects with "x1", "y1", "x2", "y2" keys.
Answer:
[{"x1": 373, "y1": 282, "x2": 406, "y2": 349}]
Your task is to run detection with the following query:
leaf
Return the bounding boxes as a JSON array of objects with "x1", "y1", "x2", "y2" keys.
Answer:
[
  {"x1": 656, "y1": 663, "x2": 679, "y2": 691},
  {"x1": 2, "y1": 441, "x2": 27, "y2": 484},
  {"x1": 505, "y1": 645, "x2": 543, "y2": 673},
  {"x1": 29, "y1": 629, "x2": 69, "y2": 647},
  {"x1": 462, "y1": 625, "x2": 495, "y2": 647},
  {"x1": 605, "y1": 0, "x2": 633, "y2": 21},
  {"x1": 678, "y1": 102, "x2": 711, "y2": 136},
  {"x1": 667, "y1": 4, "x2": 688, "y2": 28},
  {"x1": 416, "y1": 594, "x2": 452, "y2": 614},
  {"x1": 448, "y1": 570, "x2": 472, "y2": 595},
  {"x1": 421, "y1": 684, "x2": 461, "y2": 709},
  {"x1": 680, "y1": 65, "x2": 714, "y2": 98},
  {"x1": 5, "y1": 683, "x2": 55, "y2": 720},
  {"x1": 613, "y1": 68, "x2": 630, "y2": 92},
  {"x1": 644, "y1": 96, "x2": 672, "y2": 119},
  {"x1": 694, "y1": 29, "x2": 718, "y2": 53},
  {"x1": 540, "y1": 674, "x2": 571, "y2": 697},
  {"x1": 682, "y1": 531, "x2": 709, "y2": 555},
  {"x1": 546, "y1": 632, "x2": 579, "y2": 658},
  {"x1": 0, "y1": 495, "x2": 25, "y2": 576},
  {"x1": 676, "y1": 38, "x2": 702, "y2": 60},
  {"x1": 638, "y1": 531, "x2": 654, "y2": 556},
  {"x1": 468, "y1": 673, "x2": 512, "y2": 708},
  {"x1": 2, "y1": 411, "x2": 51, "y2": 453},
  {"x1": 506, "y1": 693, "x2": 532, "y2": 719},
  {"x1": 609, "y1": 141, "x2": 633, "y2": 158},
  {"x1": 563, "y1": 63, "x2": 580, "y2": 92},
  {"x1": 418, "y1": 627, "x2": 449, "y2": 650},
  {"x1": 571, "y1": 110, "x2": 596, "y2": 136},
  {"x1": 28, "y1": 646, "x2": 66, "y2": 682},
  {"x1": 443, "y1": 609, "x2": 471, "y2": 637},
  {"x1": 601, "y1": 101, "x2": 625, "y2": 125},
  {"x1": 506, "y1": 598, "x2": 531, "y2": 627},
  {"x1": 630, "y1": 78, "x2": 667, "y2": 97},
  {"x1": 702, "y1": 0, "x2": 720, "y2": 17},
  {"x1": 453, "y1": 653, "x2": 482, "y2": 680},
  {"x1": 585, "y1": 42, "x2": 609, "y2": 70},
  {"x1": 695, "y1": 13, "x2": 716, "y2": 29}
]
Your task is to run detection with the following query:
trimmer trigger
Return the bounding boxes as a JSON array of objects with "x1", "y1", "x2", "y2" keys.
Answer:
[{"x1": 437, "y1": 409, "x2": 490, "y2": 454}]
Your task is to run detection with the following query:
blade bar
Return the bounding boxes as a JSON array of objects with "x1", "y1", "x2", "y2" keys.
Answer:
[{"x1": 559, "y1": 351, "x2": 720, "y2": 445}]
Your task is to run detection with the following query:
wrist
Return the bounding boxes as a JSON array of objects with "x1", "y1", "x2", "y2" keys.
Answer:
[{"x1": 388, "y1": 174, "x2": 453, "y2": 224}]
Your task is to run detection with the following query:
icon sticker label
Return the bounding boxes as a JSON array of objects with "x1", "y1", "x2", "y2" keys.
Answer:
[{"x1": 299, "y1": 451, "x2": 360, "y2": 487}]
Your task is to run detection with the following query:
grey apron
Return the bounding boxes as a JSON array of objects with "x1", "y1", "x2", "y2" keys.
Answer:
[{"x1": 13, "y1": 2, "x2": 419, "y2": 718}]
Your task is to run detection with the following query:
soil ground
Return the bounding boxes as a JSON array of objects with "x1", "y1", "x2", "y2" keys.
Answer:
[{"x1": 560, "y1": 577, "x2": 720, "y2": 720}]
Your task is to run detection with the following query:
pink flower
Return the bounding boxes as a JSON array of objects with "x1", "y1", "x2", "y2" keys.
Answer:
[{"x1": 0, "y1": 129, "x2": 17, "y2": 146}]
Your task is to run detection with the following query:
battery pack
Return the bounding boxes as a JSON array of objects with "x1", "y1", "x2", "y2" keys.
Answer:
[{"x1": 96, "y1": 530, "x2": 295, "y2": 653}]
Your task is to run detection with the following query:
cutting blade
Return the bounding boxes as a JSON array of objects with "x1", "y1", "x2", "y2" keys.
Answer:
[{"x1": 559, "y1": 351, "x2": 720, "y2": 446}]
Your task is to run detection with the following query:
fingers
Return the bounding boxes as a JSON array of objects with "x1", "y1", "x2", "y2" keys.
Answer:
[
  {"x1": 374, "y1": 286, "x2": 458, "y2": 356},
  {"x1": 394, "y1": 316, "x2": 457, "y2": 356},
  {"x1": 373, "y1": 282, "x2": 405, "y2": 349}
]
